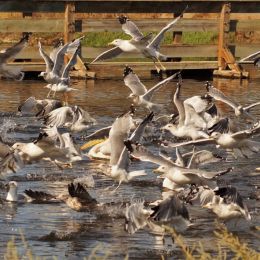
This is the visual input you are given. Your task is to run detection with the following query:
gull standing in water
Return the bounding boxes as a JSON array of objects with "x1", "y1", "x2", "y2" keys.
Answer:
[
  {"x1": 0, "y1": 32, "x2": 31, "y2": 80},
  {"x1": 91, "y1": 7, "x2": 187, "y2": 71}
]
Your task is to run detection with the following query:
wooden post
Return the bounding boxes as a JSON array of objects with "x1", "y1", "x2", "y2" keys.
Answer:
[
  {"x1": 64, "y1": 2, "x2": 75, "y2": 44},
  {"x1": 214, "y1": 3, "x2": 249, "y2": 78},
  {"x1": 64, "y1": 2, "x2": 88, "y2": 78},
  {"x1": 172, "y1": 13, "x2": 183, "y2": 62}
]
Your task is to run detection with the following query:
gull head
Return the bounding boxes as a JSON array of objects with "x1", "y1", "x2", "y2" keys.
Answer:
[
  {"x1": 161, "y1": 123, "x2": 177, "y2": 131},
  {"x1": 44, "y1": 84, "x2": 53, "y2": 89},
  {"x1": 108, "y1": 39, "x2": 123, "y2": 47},
  {"x1": 38, "y1": 71, "x2": 47, "y2": 77},
  {"x1": 153, "y1": 165, "x2": 168, "y2": 173},
  {"x1": 210, "y1": 132, "x2": 222, "y2": 140},
  {"x1": 202, "y1": 202, "x2": 215, "y2": 209},
  {"x1": 5, "y1": 181, "x2": 18, "y2": 202}
]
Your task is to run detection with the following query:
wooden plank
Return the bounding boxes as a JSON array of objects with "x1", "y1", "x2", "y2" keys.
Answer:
[
  {"x1": 1, "y1": 44, "x2": 258, "y2": 60},
  {"x1": 232, "y1": 20, "x2": 260, "y2": 32},
  {"x1": 64, "y1": 2, "x2": 75, "y2": 43},
  {"x1": 0, "y1": 19, "x2": 64, "y2": 32},
  {"x1": 80, "y1": 19, "x2": 218, "y2": 32},
  {"x1": 0, "y1": 1, "x2": 259, "y2": 14}
]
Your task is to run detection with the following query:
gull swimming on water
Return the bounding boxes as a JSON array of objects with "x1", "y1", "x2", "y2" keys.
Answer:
[
  {"x1": 0, "y1": 32, "x2": 31, "y2": 80},
  {"x1": 91, "y1": 7, "x2": 187, "y2": 72}
]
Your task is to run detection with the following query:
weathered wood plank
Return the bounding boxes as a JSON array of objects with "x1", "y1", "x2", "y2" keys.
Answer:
[
  {"x1": 0, "y1": 19, "x2": 64, "y2": 32},
  {"x1": 0, "y1": 1, "x2": 259, "y2": 13},
  {"x1": 2, "y1": 44, "x2": 257, "y2": 60}
]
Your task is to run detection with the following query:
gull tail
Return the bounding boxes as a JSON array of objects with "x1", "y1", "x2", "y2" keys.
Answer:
[{"x1": 128, "y1": 170, "x2": 146, "y2": 180}]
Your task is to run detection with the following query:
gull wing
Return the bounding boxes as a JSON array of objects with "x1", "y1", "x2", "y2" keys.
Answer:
[
  {"x1": 163, "y1": 138, "x2": 215, "y2": 148},
  {"x1": 18, "y1": 96, "x2": 39, "y2": 114},
  {"x1": 51, "y1": 42, "x2": 71, "y2": 76},
  {"x1": 150, "y1": 196, "x2": 189, "y2": 222},
  {"x1": 147, "y1": 7, "x2": 187, "y2": 50},
  {"x1": 231, "y1": 121, "x2": 260, "y2": 139},
  {"x1": 239, "y1": 50, "x2": 260, "y2": 62},
  {"x1": 82, "y1": 126, "x2": 111, "y2": 141},
  {"x1": 49, "y1": 38, "x2": 64, "y2": 62},
  {"x1": 61, "y1": 46, "x2": 80, "y2": 78},
  {"x1": 206, "y1": 83, "x2": 239, "y2": 111},
  {"x1": 215, "y1": 187, "x2": 243, "y2": 206},
  {"x1": 174, "y1": 82, "x2": 185, "y2": 126},
  {"x1": 38, "y1": 41, "x2": 54, "y2": 73},
  {"x1": 183, "y1": 102, "x2": 207, "y2": 128},
  {"x1": 68, "y1": 183, "x2": 97, "y2": 204},
  {"x1": 91, "y1": 47, "x2": 123, "y2": 63},
  {"x1": 125, "y1": 202, "x2": 149, "y2": 234},
  {"x1": 43, "y1": 106, "x2": 75, "y2": 128},
  {"x1": 0, "y1": 33, "x2": 30, "y2": 63},
  {"x1": 119, "y1": 15, "x2": 144, "y2": 41},
  {"x1": 24, "y1": 189, "x2": 58, "y2": 202},
  {"x1": 206, "y1": 103, "x2": 218, "y2": 117},
  {"x1": 123, "y1": 66, "x2": 147, "y2": 95},
  {"x1": 142, "y1": 72, "x2": 179, "y2": 102},
  {"x1": 116, "y1": 112, "x2": 153, "y2": 170},
  {"x1": 208, "y1": 117, "x2": 230, "y2": 134},
  {"x1": 243, "y1": 101, "x2": 260, "y2": 112}
]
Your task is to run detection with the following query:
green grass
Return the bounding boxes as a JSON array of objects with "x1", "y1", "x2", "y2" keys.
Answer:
[{"x1": 76, "y1": 31, "x2": 219, "y2": 47}]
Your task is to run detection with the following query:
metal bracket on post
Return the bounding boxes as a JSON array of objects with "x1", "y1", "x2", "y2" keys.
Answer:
[{"x1": 213, "y1": 3, "x2": 249, "y2": 78}]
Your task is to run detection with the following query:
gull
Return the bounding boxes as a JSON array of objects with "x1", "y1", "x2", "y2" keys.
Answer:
[
  {"x1": 128, "y1": 71, "x2": 179, "y2": 111},
  {"x1": 205, "y1": 82, "x2": 260, "y2": 120},
  {"x1": 43, "y1": 105, "x2": 96, "y2": 132},
  {"x1": 24, "y1": 182, "x2": 97, "y2": 211},
  {"x1": 91, "y1": 7, "x2": 187, "y2": 72},
  {"x1": 165, "y1": 121, "x2": 260, "y2": 158},
  {"x1": 0, "y1": 32, "x2": 31, "y2": 80},
  {"x1": 44, "y1": 46, "x2": 81, "y2": 103},
  {"x1": 18, "y1": 96, "x2": 62, "y2": 116},
  {"x1": 38, "y1": 37, "x2": 83, "y2": 85},
  {"x1": 162, "y1": 81, "x2": 210, "y2": 140},
  {"x1": 0, "y1": 129, "x2": 73, "y2": 177},
  {"x1": 153, "y1": 148, "x2": 223, "y2": 190},
  {"x1": 125, "y1": 142, "x2": 231, "y2": 189},
  {"x1": 125, "y1": 195, "x2": 190, "y2": 235},
  {"x1": 202, "y1": 186, "x2": 251, "y2": 221},
  {"x1": 99, "y1": 112, "x2": 154, "y2": 189}
]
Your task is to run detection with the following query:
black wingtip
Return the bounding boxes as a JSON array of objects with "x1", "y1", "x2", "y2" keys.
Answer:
[
  {"x1": 123, "y1": 65, "x2": 133, "y2": 77},
  {"x1": 33, "y1": 132, "x2": 48, "y2": 144},
  {"x1": 118, "y1": 15, "x2": 128, "y2": 24},
  {"x1": 124, "y1": 140, "x2": 133, "y2": 153}
]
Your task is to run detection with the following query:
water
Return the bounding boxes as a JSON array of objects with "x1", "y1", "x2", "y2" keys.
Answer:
[{"x1": 0, "y1": 77, "x2": 260, "y2": 259}]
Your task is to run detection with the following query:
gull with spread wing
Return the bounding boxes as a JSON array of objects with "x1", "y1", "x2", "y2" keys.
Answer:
[
  {"x1": 91, "y1": 7, "x2": 187, "y2": 72},
  {"x1": 0, "y1": 32, "x2": 31, "y2": 80}
]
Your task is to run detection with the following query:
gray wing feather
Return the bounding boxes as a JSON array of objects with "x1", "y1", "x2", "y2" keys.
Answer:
[
  {"x1": 124, "y1": 71, "x2": 147, "y2": 95},
  {"x1": 38, "y1": 41, "x2": 54, "y2": 73},
  {"x1": 62, "y1": 47, "x2": 80, "y2": 78},
  {"x1": 122, "y1": 19, "x2": 144, "y2": 41},
  {"x1": 91, "y1": 47, "x2": 123, "y2": 63},
  {"x1": 147, "y1": 7, "x2": 187, "y2": 50},
  {"x1": 143, "y1": 72, "x2": 179, "y2": 101}
]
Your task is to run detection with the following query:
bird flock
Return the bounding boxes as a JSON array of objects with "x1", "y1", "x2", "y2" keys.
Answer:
[{"x1": 0, "y1": 10, "x2": 259, "y2": 250}]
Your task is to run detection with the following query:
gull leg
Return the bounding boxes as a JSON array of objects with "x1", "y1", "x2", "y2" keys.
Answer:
[
  {"x1": 64, "y1": 93, "x2": 69, "y2": 105},
  {"x1": 110, "y1": 181, "x2": 122, "y2": 194},
  {"x1": 156, "y1": 57, "x2": 166, "y2": 71},
  {"x1": 153, "y1": 61, "x2": 161, "y2": 73},
  {"x1": 46, "y1": 88, "x2": 52, "y2": 98}
]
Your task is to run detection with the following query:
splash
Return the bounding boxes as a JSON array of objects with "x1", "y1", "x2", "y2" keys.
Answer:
[{"x1": 0, "y1": 118, "x2": 17, "y2": 142}]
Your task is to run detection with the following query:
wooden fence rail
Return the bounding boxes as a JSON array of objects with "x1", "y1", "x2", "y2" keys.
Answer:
[{"x1": 0, "y1": 0, "x2": 259, "y2": 78}]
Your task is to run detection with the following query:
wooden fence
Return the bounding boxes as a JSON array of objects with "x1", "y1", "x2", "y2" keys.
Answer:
[{"x1": 0, "y1": 0, "x2": 259, "y2": 78}]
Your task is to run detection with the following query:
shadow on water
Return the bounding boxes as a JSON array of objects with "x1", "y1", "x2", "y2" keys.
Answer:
[{"x1": 0, "y1": 77, "x2": 259, "y2": 258}]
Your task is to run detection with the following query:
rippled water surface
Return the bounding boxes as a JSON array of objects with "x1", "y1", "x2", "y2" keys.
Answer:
[{"x1": 0, "y1": 77, "x2": 259, "y2": 259}]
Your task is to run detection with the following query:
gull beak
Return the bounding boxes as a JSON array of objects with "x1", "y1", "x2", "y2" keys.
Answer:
[
  {"x1": 153, "y1": 167, "x2": 161, "y2": 173},
  {"x1": 107, "y1": 42, "x2": 114, "y2": 46},
  {"x1": 80, "y1": 139, "x2": 105, "y2": 150}
]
